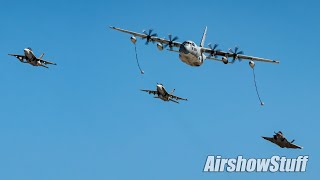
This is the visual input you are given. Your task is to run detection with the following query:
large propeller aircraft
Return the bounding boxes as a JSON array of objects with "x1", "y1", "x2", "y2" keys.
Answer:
[
  {"x1": 8, "y1": 47, "x2": 57, "y2": 68},
  {"x1": 110, "y1": 26, "x2": 280, "y2": 67}
]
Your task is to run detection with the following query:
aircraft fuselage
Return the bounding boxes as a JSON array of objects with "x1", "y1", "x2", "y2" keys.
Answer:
[
  {"x1": 156, "y1": 84, "x2": 170, "y2": 101},
  {"x1": 24, "y1": 48, "x2": 41, "y2": 66},
  {"x1": 179, "y1": 41, "x2": 203, "y2": 66}
]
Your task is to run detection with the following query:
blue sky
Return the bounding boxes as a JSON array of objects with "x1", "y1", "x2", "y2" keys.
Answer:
[{"x1": 0, "y1": 0, "x2": 319, "y2": 179}]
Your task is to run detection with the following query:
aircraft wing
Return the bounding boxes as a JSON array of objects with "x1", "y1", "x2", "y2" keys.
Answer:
[
  {"x1": 262, "y1": 136, "x2": 303, "y2": 149},
  {"x1": 110, "y1": 26, "x2": 182, "y2": 48},
  {"x1": 202, "y1": 48, "x2": 280, "y2": 64},
  {"x1": 141, "y1": 89, "x2": 158, "y2": 95},
  {"x1": 39, "y1": 59, "x2": 57, "y2": 65},
  {"x1": 237, "y1": 54, "x2": 280, "y2": 64},
  {"x1": 284, "y1": 140, "x2": 303, "y2": 149},
  {"x1": 262, "y1": 136, "x2": 277, "y2": 144},
  {"x1": 152, "y1": 37, "x2": 181, "y2": 48},
  {"x1": 169, "y1": 94, "x2": 188, "y2": 101},
  {"x1": 8, "y1": 54, "x2": 25, "y2": 62},
  {"x1": 262, "y1": 136, "x2": 286, "y2": 148},
  {"x1": 206, "y1": 56, "x2": 228, "y2": 63}
]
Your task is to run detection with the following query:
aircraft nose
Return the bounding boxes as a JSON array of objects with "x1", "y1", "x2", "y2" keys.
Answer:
[{"x1": 179, "y1": 44, "x2": 189, "y2": 54}]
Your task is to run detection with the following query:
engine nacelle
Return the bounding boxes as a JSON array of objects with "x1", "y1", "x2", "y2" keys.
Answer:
[
  {"x1": 157, "y1": 43, "x2": 164, "y2": 51},
  {"x1": 130, "y1": 36, "x2": 137, "y2": 44},
  {"x1": 222, "y1": 57, "x2": 228, "y2": 64},
  {"x1": 249, "y1": 61, "x2": 255, "y2": 68}
]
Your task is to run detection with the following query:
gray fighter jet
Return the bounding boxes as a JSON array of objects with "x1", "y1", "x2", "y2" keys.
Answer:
[
  {"x1": 141, "y1": 83, "x2": 187, "y2": 104},
  {"x1": 8, "y1": 47, "x2": 56, "y2": 68},
  {"x1": 262, "y1": 131, "x2": 303, "y2": 149}
]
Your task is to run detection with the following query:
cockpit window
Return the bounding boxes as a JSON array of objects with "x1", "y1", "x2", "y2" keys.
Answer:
[
  {"x1": 27, "y1": 47, "x2": 32, "y2": 51},
  {"x1": 183, "y1": 41, "x2": 194, "y2": 46}
]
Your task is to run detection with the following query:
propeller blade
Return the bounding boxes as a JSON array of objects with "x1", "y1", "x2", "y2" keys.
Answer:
[
  {"x1": 142, "y1": 30, "x2": 147, "y2": 35},
  {"x1": 164, "y1": 34, "x2": 179, "y2": 49},
  {"x1": 229, "y1": 46, "x2": 244, "y2": 62},
  {"x1": 141, "y1": 29, "x2": 158, "y2": 44},
  {"x1": 235, "y1": 46, "x2": 239, "y2": 53},
  {"x1": 209, "y1": 43, "x2": 218, "y2": 50},
  {"x1": 208, "y1": 43, "x2": 220, "y2": 58},
  {"x1": 172, "y1": 36, "x2": 178, "y2": 41}
]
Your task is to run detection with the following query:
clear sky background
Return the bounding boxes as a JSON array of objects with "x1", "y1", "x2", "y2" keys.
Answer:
[{"x1": 0, "y1": 0, "x2": 319, "y2": 179}]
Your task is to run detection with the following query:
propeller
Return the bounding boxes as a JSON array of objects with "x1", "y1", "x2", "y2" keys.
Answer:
[
  {"x1": 207, "y1": 43, "x2": 220, "y2": 58},
  {"x1": 228, "y1": 46, "x2": 244, "y2": 63},
  {"x1": 142, "y1": 29, "x2": 158, "y2": 45},
  {"x1": 164, "y1": 34, "x2": 179, "y2": 50}
]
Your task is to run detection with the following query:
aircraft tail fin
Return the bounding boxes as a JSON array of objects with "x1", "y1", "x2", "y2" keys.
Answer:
[
  {"x1": 38, "y1": 53, "x2": 44, "y2": 60},
  {"x1": 200, "y1": 26, "x2": 207, "y2": 47},
  {"x1": 169, "y1": 89, "x2": 175, "y2": 96}
]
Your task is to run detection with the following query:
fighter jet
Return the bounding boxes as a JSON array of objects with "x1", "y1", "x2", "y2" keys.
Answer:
[
  {"x1": 141, "y1": 83, "x2": 187, "y2": 104},
  {"x1": 8, "y1": 47, "x2": 57, "y2": 68},
  {"x1": 262, "y1": 131, "x2": 303, "y2": 149}
]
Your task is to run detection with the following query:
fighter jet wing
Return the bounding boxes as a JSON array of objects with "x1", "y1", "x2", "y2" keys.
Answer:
[
  {"x1": 141, "y1": 90, "x2": 158, "y2": 95},
  {"x1": 262, "y1": 136, "x2": 284, "y2": 148},
  {"x1": 39, "y1": 59, "x2": 57, "y2": 65},
  {"x1": 110, "y1": 26, "x2": 182, "y2": 48},
  {"x1": 262, "y1": 136, "x2": 277, "y2": 144},
  {"x1": 169, "y1": 94, "x2": 188, "y2": 101},
  {"x1": 284, "y1": 140, "x2": 303, "y2": 149},
  {"x1": 8, "y1": 54, "x2": 26, "y2": 62}
]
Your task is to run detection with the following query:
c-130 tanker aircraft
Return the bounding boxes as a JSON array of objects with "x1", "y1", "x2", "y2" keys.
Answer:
[{"x1": 110, "y1": 26, "x2": 280, "y2": 67}]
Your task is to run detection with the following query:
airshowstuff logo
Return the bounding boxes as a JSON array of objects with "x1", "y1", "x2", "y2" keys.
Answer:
[{"x1": 203, "y1": 155, "x2": 308, "y2": 172}]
